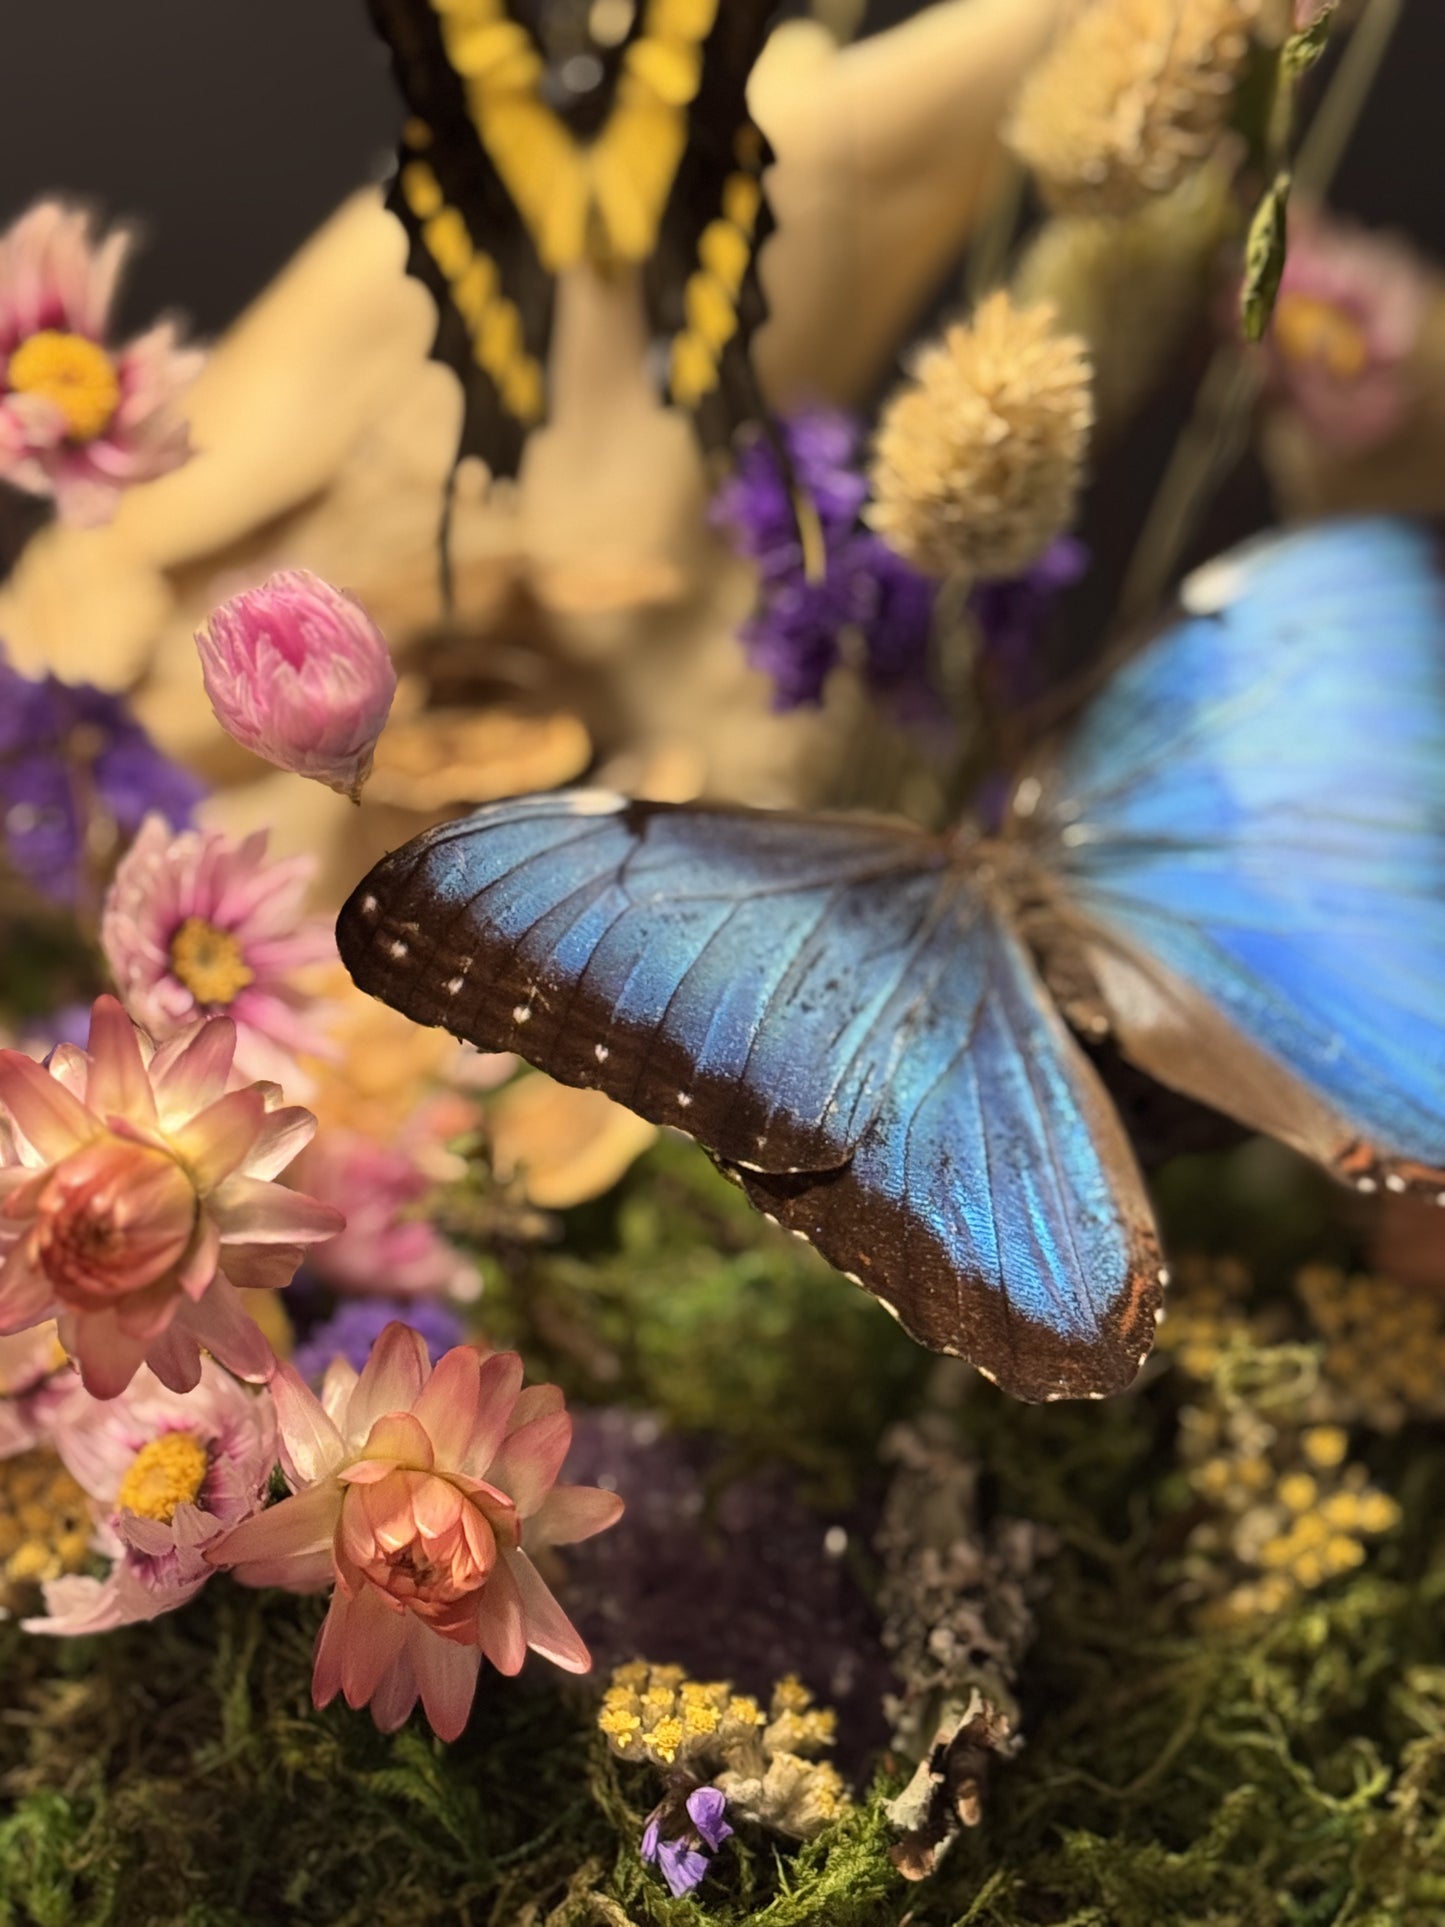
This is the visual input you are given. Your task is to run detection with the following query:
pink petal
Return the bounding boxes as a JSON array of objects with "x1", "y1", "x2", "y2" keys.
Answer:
[
  {"x1": 144, "y1": 1319, "x2": 203, "y2": 1394},
  {"x1": 0, "y1": 1049, "x2": 95, "y2": 1159},
  {"x1": 505, "y1": 1383, "x2": 566, "y2": 1433},
  {"x1": 150, "y1": 1017, "x2": 237, "y2": 1115},
  {"x1": 411, "y1": 1346, "x2": 482, "y2": 1469},
  {"x1": 408, "y1": 1619, "x2": 482, "y2": 1741},
  {"x1": 233, "y1": 1546, "x2": 334, "y2": 1593},
  {"x1": 368, "y1": 1642, "x2": 421, "y2": 1733},
  {"x1": 459, "y1": 1350, "x2": 525, "y2": 1479},
  {"x1": 211, "y1": 1482, "x2": 342, "y2": 1574},
  {"x1": 341, "y1": 1581, "x2": 409, "y2": 1709},
  {"x1": 218, "y1": 1243, "x2": 303, "y2": 1292},
  {"x1": 210, "y1": 1175, "x2": 345, "y2": 1245},
  {"x1": 84, "y1": 996, "x2": 158, "y2": 1128},
  {"x1": 175, "y1": 1215, "x2": 223, "y2": 1302},
  {"x1": 320, "y1": 1356, "x2": 358, "y2": 1428},
  {"x1": 0, "y1": 1242, "x2": 57, "y2": 1334},
  {"x1": 474, "y1": 1555, "x2": 528, "y2": 1675},
  {"x1": 312, "y1": 1590, "x2": 350, "y2": 1708},
  {"x1": 171, "y1": 1088, "x2": 267, "y2": 1191},
  {"x1": 245, "y1": 1105, "x2": 318, "y2": 1181},
  {"x1": 344, "y1": 1322, "x2": 429, "y2": 1441},
  {"x1": 508, "y1": 1549, "x2": 591, "y2": 1672},
  {"x1": 527, "y1": 1483, "x2": 625, "y2": 1550},
  {"x1": 359, "y1": 1410, "x2": 434, "y2": 1469},
  {"x1": 177, "y1": 1276, "x2": 275, "y2": 1381},
  {"x1": 488, "y1": 1410, "x2": 571, "y2": 1518},
  {"x1": 69, "y1": 1308, "x2": 155, "y2": 1398},
  {"x1": 268, "y1": 1359, "x2": 345, "y2": 1484}
]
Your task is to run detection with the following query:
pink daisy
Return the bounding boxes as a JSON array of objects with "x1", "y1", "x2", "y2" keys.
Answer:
[
  {"x1": 102, "y1": 815, "x2": 339, "y2": 1091},
  {"x1": 24, "y1": 1358, "x2": 276, "y2": 1635},
  {"x1": 210, "y1": 1323, "x2": 623, "y2": 1741},
  {"x1": 0, "y1": 200, "x2": 204, "y2": 526}
]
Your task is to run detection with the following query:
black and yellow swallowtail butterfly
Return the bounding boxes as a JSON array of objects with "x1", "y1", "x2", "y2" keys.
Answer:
[{"x1": 366, "y1": 0, "x2": 782, "y2": 484}]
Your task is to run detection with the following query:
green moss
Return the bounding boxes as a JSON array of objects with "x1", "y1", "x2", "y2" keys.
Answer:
[{"x1": 4, "y1": 1139, "x2": 1444, "y2": 1924}]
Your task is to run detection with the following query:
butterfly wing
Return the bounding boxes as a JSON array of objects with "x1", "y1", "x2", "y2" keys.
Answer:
[
  {"x1": 337, "y1": 793, "x2": 1163, "y2": 1400},
  {"x1": 638, "y1": 0, "x2": 780, "y2": 453},
  {"x1": 367, "y1": 0, "x2": 554, "y2": 479},
  {"x1": 1028, "y1": 518, "x2": 1445, "y2": 1198}
]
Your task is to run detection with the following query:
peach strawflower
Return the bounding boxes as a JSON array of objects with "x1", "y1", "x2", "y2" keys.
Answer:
[
  {"x1": 24, "y1": 1359, "x2": 276, "y2": 1635},
  {"x1": 0, "y1": 996, "x2": 343, "y2": 1398},
  {"x1": 195, "y1": 571, "x2": 398, "y2": 802},
  {"x1": 210, "y1": 1323, "x2": 623, "y2": 1741},
  {"x1": 0, "y1": 201, "x2": 204, "y2": 526},
  {"x1": 101, "y1": 814, "x2": 338, "y2": 1090}
]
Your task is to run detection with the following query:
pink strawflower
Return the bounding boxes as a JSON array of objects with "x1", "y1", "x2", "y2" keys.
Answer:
[
  {"x1": 0, "y1": 201, "x2": 204, "y2": 527},
  {"x1": 102, "y1": 814, "x2": 338, "y2": 1091},
  {"x1": 210, "y1": 1323, "x2": 623, "y2": 1741},
  {"x1": 0, "y1": 995, "x2": 344, "y2": 1399},
  {"x1": 291, "y1": 1131, "x2": 480, "y2": 1300},
  {"x1": 195, "y1": 571, "x2": 398, "y2": 802},
  {"x1": 23, "y1": 1358, "x2": 276, "y2": 1635},
  {"x1": 1261, "y1": 204, "x2": 1429, "y2": 451}
]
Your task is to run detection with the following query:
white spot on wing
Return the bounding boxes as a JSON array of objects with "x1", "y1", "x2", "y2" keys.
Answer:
[
  {"x1": 387, "y1": 939, "x2": 409, "y2": 960},
  {"x1": 1385, "y1": 1174, "x2": 1407, "y2": 1193},
  {"x1": 594, "y1": 1043, "x2": 609, "y2": 1063},
  {"x1": 1356, "y1": 1176, "x2": 1378, "y2": 1194},
  {"x1": 446, "y1": 976, "x2": 464, "y2": 995},
  {"x1": 360, "y1": 894, "x2": 378, "y2": 917},
  {"x1": 1013, "y1": 775, "x2": 1042, "y2": 818},
  {"x1": 560, "y1": 789, "x2": 626, "y2": 817},
  {"x1": 512, "y1": 1004, "x2": 532, "y2": 1025},
  {"x1": 676, "y1": 1091, "x2": 692, "y2": 1108}
]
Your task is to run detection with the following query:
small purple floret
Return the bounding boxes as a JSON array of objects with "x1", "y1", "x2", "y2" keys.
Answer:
[{"x1": 713, "y1": 410, "x2": 937, "y2": 714}]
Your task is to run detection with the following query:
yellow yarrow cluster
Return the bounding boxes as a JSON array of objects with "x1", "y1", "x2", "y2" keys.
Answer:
[
  {"x1": 868, "y1": 292, "x2": 1093, "y2": 581},
  {"x1": 0, "y1": 1449, "x2": 92, "y2": 1613},
  {"x1": 598, "y1": 1661, "x2": 763, "y2": 1769},
  {"x1": 1007, "y1": 0, "x2": 1273, "y2": 217},
  {"x1": 1297, "y1": 1265, "x2": 1445, "y2": 1432},
  {"x1": 1153, "y1": 1254, "x2": 1257, "y2": 1380},
  {"x1": 597, "y1": 1664, "x2": 850, "y2": 1840},
  {"x1": 1167, "y1": 1279, "x2": 1403, "y2": 1625}
]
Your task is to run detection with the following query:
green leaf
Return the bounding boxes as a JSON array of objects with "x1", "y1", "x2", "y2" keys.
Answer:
[{"x1": 1240, "y1": 171, "x2": 1292, "y2": 344}]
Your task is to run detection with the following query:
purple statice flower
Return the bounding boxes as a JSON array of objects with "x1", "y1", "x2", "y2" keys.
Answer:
[
  {"x1": 968, "y1": 535, "x2": 1088, "y2": 708},
  {"x1": 0, "y1": 646, "x2": 203, "y2": 904},
  {"x1": 642, "y1": 1786, "x2": 734, "y2": 1899},
  {"x1": 713, "y1": 410, "x2": 936, "y2": 714},
  {"x1": 290, "y1": 1295, "x2": 466, "y2": 1385}
]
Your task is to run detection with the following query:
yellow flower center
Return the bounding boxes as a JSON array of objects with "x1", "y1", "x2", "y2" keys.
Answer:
[
  {"x1": 169, "y1": 917, "x2": 255, "y2": 1006},
  {"x1": 6, "y1": 329, "x2": 122, "y2": 442},
  {"x1": 116, "y1": 1432, "x2": 209, "y2": 1523},
  {"x1": 1271, "y1": 293, "x2": 1370, "y2": 381}
]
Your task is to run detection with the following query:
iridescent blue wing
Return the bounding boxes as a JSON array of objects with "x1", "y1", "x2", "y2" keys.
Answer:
[
  {"x1": 338, "y1": 795, "x2": 1163, "y2": 1400},
  {"x1": 1028, "y1": 518, "x2": 1445, "y2": 1199}
]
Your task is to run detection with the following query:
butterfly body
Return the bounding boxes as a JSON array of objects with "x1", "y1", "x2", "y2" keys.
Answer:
[
  {"x1": 339, "y1": 520, "x2": 1445, "y2": 1401},
  {"x1": 367, "y1": 0, "x2": 778, "y2": 477}
]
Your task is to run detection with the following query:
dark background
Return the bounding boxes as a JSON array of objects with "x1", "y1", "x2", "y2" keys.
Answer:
[{"x1": 0, "y1": 1, "x2": 1436, "y2": 345}]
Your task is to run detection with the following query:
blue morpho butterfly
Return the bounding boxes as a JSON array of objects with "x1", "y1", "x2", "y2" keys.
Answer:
[{"x1": 337, "y1": 519, "x2": 1445, "y2": 1403}]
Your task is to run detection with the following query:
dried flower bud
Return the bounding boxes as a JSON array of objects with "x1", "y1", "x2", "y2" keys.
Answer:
[
  {"x1": 195, "y1": 570, "x2": 398, "y2": 802},
  {"x1": 1007, "y1": 0, "x2": 1267, "y2": 217},
  {"x1": 868, "y1": 293, "x2": 1093, "y2": 580}
]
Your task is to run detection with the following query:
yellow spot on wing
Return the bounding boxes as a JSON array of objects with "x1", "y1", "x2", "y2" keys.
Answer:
[
  {"x1": 699, "y1": 216, "x2": 750, "y2": 291},
  {"x1": 670, "y1": 330, "x2": 717, "y2": 406},
  {"x1": 684, "y1": 269, "x2": 738, "y2": 352},
  {"x1": 424, "y1": 205, "x2": 473, "y2": 280},
  {"x1": 401, "y1": 161, "x2": 443, "y2": 220}
]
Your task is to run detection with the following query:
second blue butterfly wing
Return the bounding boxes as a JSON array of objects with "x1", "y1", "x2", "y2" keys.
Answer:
[
  {"x1": 338, "y1": 794, "x2": 1163, "y2": 1400},
  {"x1": 1026, "y1": 518, "x2": 1445, "y2": 1198}
]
